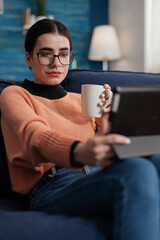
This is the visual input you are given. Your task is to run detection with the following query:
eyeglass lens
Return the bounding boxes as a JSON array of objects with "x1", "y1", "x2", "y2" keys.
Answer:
[{"x1": 38, "y1": 52, "x2": 74, "y2": 65}]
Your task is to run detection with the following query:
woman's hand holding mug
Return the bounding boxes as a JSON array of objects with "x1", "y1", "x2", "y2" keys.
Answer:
[
  {"x1": 81, "y1": 84, "x2": 112, "y2": 135},
  {"x1": 81, "y1": 84, "x2": 113, "y2": 118}
]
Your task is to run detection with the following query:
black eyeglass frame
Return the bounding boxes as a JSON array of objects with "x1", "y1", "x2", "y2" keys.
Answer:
[{"x1": 34, "y1": 52, "x2": 75, "y2": 66}]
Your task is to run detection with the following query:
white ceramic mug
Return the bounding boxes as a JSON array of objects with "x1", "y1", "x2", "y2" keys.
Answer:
[{"x1": 81, "y1": 84, "x2": 113, "y2": 118}]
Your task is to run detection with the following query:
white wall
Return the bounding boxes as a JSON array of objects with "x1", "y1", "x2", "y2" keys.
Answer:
[{"x1": 109, "y1": 0, "x2": 145, "y2": 72}]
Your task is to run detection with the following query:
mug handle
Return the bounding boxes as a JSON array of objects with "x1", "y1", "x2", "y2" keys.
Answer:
[{"x1": 101, "y1": 89, "x2": 113, "y2": 110}]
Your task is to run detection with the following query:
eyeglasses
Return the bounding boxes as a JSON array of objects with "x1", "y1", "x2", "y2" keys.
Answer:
[{"x1": 35, "y1": 52, "x2": 74, "y2": 66}]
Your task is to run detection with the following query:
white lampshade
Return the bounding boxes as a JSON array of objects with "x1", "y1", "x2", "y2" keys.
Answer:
[{"x1": 88, "y1": 25, "x2": 121, "y2": 70}]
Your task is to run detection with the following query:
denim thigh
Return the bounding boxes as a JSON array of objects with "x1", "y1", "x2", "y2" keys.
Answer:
[
  {"x1": 28, "y1": 157, "x2": 160, "y2": 240},
  {"x1": 28, "y1": 158, "x2": 159, "y2": 217}
]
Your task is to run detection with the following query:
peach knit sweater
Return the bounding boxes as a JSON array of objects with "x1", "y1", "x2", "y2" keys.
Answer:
[{"x1": 0, "y1": 86, "x2": 95, "y2": 195}]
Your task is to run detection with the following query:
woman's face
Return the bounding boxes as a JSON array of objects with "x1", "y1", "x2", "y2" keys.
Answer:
[{"x1": 25, "y1": 33, "x2": 70, "y2": 85}]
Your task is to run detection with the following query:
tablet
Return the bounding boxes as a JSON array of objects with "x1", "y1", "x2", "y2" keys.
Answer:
[{"x1": 109, "y1": 85, "x2": 160, "y2": 159}]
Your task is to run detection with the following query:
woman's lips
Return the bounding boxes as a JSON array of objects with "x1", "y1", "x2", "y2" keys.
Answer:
[{"x1": 47, "y1": 71, "x2": 61, "y2": 77}]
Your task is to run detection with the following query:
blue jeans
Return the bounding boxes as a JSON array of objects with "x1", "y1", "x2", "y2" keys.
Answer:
[{"x1": 29, "y1": 156, "x2": 160, "y2": 240}]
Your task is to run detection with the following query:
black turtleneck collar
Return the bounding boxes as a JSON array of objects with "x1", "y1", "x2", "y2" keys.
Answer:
[{"x1": 22, "y1": 79, "x2": 67, "y2": 100}]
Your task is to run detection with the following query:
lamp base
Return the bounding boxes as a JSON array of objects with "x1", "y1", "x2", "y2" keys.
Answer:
[{"x1": 103, "y1": 61, "x2": 108, "y2": 70}]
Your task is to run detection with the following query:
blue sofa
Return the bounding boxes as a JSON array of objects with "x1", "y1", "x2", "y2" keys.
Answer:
[{"x1": 0, "y1": 69, "x2": 160, "y2": 240}]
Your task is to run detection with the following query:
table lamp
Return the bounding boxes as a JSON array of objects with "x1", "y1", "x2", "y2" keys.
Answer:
[{"x1": 88, "y1": 25, "x2": 121, "y2": 70}]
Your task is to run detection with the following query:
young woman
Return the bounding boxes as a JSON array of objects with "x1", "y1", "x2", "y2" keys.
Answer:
[{"x1": 0, "y1": 19, "x2": 160, "y2": 240}]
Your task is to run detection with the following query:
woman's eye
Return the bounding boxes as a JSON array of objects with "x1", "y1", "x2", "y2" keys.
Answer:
[
  {"x1": 40, "y1": 52, "x2": 52, "y2": 57},
  {"x1": 60, "y1": 52, "x2": 69, "y2": 58}
]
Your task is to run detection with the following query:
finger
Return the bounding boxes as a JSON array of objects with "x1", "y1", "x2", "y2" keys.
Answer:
[
  {"x1": 93, "y1": 144, "x2": 111, "y2": 154},
  {"x1": 100, "y1": 91, "x2": 111, "y2": 99},
  {"x1": 96, "y1": 146, "x2": 115, "y2": 160},
  {"x1": 95, "y1": 134, "x2": 131, "y2": 145},
  {"x1": 101, "y1": 97, "x2": 106, "y2": 102},
  {"x1": 103, "y1": 84, "x2": 111, "y2": 90},
  {"x1": 92, "y1": 141, "x2": 114, "y2": 160},
  {"x1": 98, "y1": 99, "x2": 112, "y2": 107},
  {"x1": 105, "y1": 134, "x2": 131, "y2": 145},
  {"x1": 98, "y1": 156, "x2": 119, "y2": 167},
  {"x1": 94, "y1": 144, "x2": 119, "y2": 167},
  {"x1": 95, "y1": 153, "x2": 116, "y2": 167},
  {"x1": 100, "y1": 93, "x2": 105, "y2": 98},
  {"x1": 98, "y1": 101, "x2": 106, "y2": 107},
  {"x1": 102, "y1": 106, "x2": 111, "y2": 113}
]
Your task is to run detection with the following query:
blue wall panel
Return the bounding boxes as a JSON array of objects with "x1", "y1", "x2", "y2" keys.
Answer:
[{"x1": 0, "y1": 0, "x2": 108, "y2": 80}]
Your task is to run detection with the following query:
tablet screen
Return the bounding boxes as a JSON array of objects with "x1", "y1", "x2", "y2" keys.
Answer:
[{"x1": 109, "y1": 85, "x2": 160, "y2": 136}]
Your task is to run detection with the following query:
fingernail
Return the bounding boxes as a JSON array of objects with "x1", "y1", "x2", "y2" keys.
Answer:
[
  {"x1": 103, "y1": 108, "x2": 109, "y2": 112},
  {"x1": 126, "y1": 138, "x2": 131, "y2": 144},
  {"x1": 101, "y1": 93, "x2": 105, "y2": 98}
]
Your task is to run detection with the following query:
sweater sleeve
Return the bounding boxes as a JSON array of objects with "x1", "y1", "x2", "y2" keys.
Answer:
[{"x1": 0, "y1": 86, "x2": 79, "y2": 168}]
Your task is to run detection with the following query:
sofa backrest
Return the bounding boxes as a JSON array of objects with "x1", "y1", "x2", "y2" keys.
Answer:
[{"x1": 64, "y1": 69, "x2": 160, "y2": 93}]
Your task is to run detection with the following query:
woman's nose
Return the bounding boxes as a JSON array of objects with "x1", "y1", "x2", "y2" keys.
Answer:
[{"x1": 51, "y1": 56, "x2": 61, "y2": 67}]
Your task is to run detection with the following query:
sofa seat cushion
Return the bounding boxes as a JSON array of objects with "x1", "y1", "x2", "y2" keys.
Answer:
[{"x1": 0, "y1": 210, "x2": 111, "y2": 240}]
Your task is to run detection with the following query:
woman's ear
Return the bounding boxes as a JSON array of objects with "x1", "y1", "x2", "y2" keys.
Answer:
[{"x1": 25, "y1": 52, "x2": 33, "y2": 68}]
